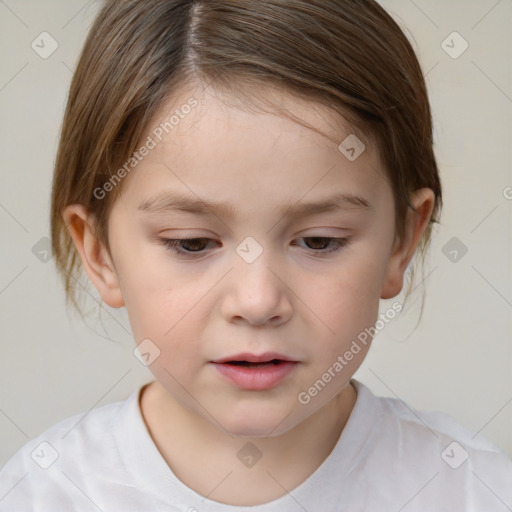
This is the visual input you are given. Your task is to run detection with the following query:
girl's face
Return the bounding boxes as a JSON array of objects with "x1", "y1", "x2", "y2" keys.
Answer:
[{"x1": 102, "y1": 84, "x2": 410, "y2": 436}]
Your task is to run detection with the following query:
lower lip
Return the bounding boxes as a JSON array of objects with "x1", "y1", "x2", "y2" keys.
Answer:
[{"x1": 211, "y1": 361, "x2": 297, "y2": 390}]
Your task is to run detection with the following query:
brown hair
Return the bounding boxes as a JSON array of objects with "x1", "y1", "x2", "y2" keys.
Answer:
[{"x1": 50, "y1": 0, "x2": 442, "y2": 318}]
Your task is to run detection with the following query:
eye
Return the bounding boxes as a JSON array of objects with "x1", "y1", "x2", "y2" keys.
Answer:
[
  {"x1": 160, "y1": 237, "x2": 217, "y2": 256},
  {"x1": 293, "y1": 237, "x2": 350, "y2": 255},
  {"x1": 159, "y1": 236, "x2": 350, "y2": 258}
]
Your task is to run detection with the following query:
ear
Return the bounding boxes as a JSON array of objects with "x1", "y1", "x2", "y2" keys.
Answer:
[
  {"x1": 62, "y1": 204, "x2": 125, "y2": 308},
  {"x1": 380, "y1": 188, "x2": 435, "y2": 300}
]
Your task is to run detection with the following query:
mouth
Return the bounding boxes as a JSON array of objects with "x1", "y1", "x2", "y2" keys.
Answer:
[
  {"x1": 211, "y1": 353, "x2": 298, "y2": 390},
  {"x1": 222, "y1": 359, "x2": 286, "y2": 369},
  {"x1": 211, "y1": 352, "x2": 296, "y2": 365}
]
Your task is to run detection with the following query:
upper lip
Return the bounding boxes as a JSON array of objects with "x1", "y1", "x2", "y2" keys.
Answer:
[{"x1": 211, "y1": 352, "x2": 296, "y2": 364}]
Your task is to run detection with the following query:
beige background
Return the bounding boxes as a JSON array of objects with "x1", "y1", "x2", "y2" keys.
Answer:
[{"x1": 0, "y1": 0, "x2": 511, "y2": 469}]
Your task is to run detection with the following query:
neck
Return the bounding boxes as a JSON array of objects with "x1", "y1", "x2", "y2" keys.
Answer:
[{"x1": 140, "y1": 380, "x2": 357, "y2": 506}]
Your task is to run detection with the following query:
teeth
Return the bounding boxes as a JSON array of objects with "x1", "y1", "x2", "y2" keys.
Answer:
[
  {"x1": 245, "y1": 362, "x2": 274, "y2": 368},
  {"x1": 228, "y1": 359, "x2": 282, "y2": 367}
]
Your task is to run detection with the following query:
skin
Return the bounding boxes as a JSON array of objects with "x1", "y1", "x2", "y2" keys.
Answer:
[{"x1": 63, "y1": 82, "x2": 434, "y2": 506}]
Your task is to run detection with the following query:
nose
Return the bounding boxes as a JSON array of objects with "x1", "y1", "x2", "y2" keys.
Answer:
[{"x1": 220, "y1": 248, "x2": 293, "y2": 327}]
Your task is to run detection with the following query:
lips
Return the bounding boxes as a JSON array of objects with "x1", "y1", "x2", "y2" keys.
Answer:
[
  {"x1": 211, "y1": 352, "x2": 298, "y2": 390},
  {"x1": 212, "y1": 352, "x2": 294, "y2": 364},
  {"x1": 225, "y1": 359, "x2": 283, "y2": 369}
]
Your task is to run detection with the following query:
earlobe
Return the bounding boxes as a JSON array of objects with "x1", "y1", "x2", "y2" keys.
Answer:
[
  {"x1": 62, "y1": 205, "x2": 125, "y2": 308},
  {"x1": 380, "y1": 188, "x2": 435, "y2": 300}
]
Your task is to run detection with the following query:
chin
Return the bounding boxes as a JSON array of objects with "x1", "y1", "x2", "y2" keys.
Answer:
[{"x1": 220, "y1": 406, "x2": 301, "y2": 438}]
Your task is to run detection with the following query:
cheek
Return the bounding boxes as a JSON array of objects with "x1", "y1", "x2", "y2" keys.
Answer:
[
  {"x1": 127, "y1": 284, "x2": 202, "y2": 347},
  {"x1": 126, "y1": 284, "x2": 205, "y2": 380},
  {"x1": 309, "y1": 245, "x2": 389, "y2": 344},
  {"x1": 115, "y1": 246, "x2": 204, "y2": 348}
]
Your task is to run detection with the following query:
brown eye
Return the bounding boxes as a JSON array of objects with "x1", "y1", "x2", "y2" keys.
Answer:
[
  {"x1": 303, "y1": 237, "x2": 331, "y2": 250},
  {"x1": 293, "y1": 237, "x2": 350, "y2": 255},
  {"x1": 179, "y1": 238, "x2": 210, "y2": 251},
  {"x1": 160, "y1": 237, "x2": 215, "y2": 255}
]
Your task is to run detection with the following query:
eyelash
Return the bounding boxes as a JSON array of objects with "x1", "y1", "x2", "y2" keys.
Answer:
[{"x1": 159, "y1": 237, "x2": 350, "y2": 258}]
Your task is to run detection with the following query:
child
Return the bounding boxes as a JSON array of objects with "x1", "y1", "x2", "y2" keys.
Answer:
[{"x1": 1, "y1": 0, "x2": 511, "y2": 510}]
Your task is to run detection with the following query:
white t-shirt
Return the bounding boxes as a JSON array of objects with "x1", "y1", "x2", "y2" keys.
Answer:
[{"x1": 1, "y1": 378, "x2": 511, "y2": 511}]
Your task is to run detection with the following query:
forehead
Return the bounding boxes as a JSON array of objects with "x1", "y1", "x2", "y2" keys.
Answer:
[
  {"x1": 151, "y1": 81, "x2": 369, "y2": 151},
  {"x1": 116, "y1": 82, "x2": 389, "y2": 214}
]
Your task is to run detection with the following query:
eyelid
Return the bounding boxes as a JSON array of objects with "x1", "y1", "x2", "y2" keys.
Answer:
[{"x1": 158, "y1": 235, "x2": 351, "y2": 258}]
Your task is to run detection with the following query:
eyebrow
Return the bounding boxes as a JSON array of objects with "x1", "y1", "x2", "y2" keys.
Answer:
[{"x1": 138, "y1": 190, "x2": 372, "y2": 219}]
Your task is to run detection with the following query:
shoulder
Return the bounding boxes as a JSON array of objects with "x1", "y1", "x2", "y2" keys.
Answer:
[
  {"x1": 0, "y1": 387, "x2": 141, "y2": 511},
  {"x1": 349, "y1": 380, "x2": 512, "y2": 510},
  {"x1": 375, "y1": 383, "x2": 508, "y2": 456}
]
